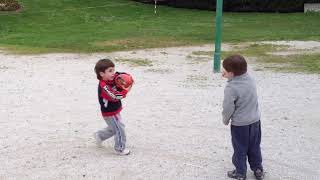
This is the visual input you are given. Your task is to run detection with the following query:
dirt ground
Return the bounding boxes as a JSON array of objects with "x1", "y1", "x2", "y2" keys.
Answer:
[{"x1": 0, "y1": 41, "x2": 319, "y2": 180}]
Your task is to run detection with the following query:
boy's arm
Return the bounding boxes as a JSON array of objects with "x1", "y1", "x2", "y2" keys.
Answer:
[
  {"x1": 222, "y1": 85, "x2": 237, "y2": 125},
  {"x1": 100, "y1": 81, "x2": 128, "y2": 102}
]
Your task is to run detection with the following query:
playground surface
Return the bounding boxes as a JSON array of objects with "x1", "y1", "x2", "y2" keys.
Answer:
[{"x1": 0, "y1": 41, "x2": 319, "y2": 179}]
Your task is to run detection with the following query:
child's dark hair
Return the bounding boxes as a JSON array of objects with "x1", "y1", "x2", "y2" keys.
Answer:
[
  {"x1": 223, "y1": 55, "x2": 247, "y2": 76},
  {"x1": 94, "y1": 59, "x2": 115, "y2": 80}
]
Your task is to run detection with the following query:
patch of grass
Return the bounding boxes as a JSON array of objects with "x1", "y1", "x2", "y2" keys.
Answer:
[
  {"x1": 188, "y1": 51, "x2": 213, "y2": 64},
  {"x1": 257, "y1": 53, "x2": 320, "y2": 73},
  {"x1": 191, "y1": 44, "x2": 288, "y2": 58},
  {"x1": 222, "y1": 44, "x2": 289, "y2": 58},
  {"x1": 0, "y1": 65, "x2": 9, "y2": 70},
  {"x1": 191, "y1": 51, "x2": 213, "y2": 56},
  {"x1": 187, "y1": 56, "x2": 211, "y2": 64},
  {"x1": 186, "y1": 52, "x2": 211, "y2": 64},
  {"x1": 93, "y1": 37, "x2": 193, "y2": 52},
  {"x1": 0, "y1": 0, "x2": 21, "y2": 11},
  {"x1": 0, "y1": 0, "x2": 319, "y2": 53},
  {"x1": 160, "y1": 51, "x2": 168, "y2": 55},
  {"x1": 115, "y1": 58, "x2": 153, "y2": 67},
  {"x1": 183, "y1": 74, "x2": 211, "y2": 88},
  {"x1": 221, "y1": 44, "x2": 320, "y2": 73},
  {"x1": 0, "y1": 44, "x2": 76, "y2": 54},
  {"x1": 144, "y1": 68, "x2": 173, "y2": 74},
  {"x1": 186, "y1": 75, "x2": 208, "y2": 82}
]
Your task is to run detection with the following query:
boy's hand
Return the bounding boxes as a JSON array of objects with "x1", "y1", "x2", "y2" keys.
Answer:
[{"x1": 223, "y1": 119, "x2": 229, "y2": 125}]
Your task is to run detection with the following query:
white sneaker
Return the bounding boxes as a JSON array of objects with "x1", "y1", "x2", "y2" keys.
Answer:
[
  {"x1": 115, "y1": 149, "x2": 131, "y2": 156},
  {"x1": 93, "y1": 133, "x2": 103, "y2": 147}
]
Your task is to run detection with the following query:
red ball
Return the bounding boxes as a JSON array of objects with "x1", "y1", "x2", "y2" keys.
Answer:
[{"x1": 115, "y1": 73, "x2": 134, "y2": 89}]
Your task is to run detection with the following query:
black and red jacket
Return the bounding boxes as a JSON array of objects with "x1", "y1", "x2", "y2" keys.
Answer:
[{"x1": 98, "y1": 72, "x2": 128, "y2": 117}]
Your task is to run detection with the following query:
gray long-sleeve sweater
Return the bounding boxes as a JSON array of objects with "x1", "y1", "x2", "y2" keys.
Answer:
[{"x1": 222, "y1": 73, "x2": 260, "y2": 126}]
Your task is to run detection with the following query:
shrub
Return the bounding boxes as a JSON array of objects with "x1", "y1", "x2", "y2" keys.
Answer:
[
  {"x1": 135, "y1": 0, "x2": 320, "y2": 12},
  {"x1": 0, "y1": 0, "x2": 21, "y2": 11}
]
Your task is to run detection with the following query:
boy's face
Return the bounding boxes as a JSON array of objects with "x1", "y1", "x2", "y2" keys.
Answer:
[
  {"x1": 222, "y1": 68, "x2": 234, "y2": 79},
  {"x1": 99, "y1": 67, "x2": 115, "y2": 81}
]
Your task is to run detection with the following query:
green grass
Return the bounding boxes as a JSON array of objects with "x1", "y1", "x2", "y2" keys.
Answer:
[
  {"x1": 190, "y1": 44, "x2": 320, "y2": 73},
  {"x1": 144, "y1": 68, "x2": 173, "y2": 74},
  {"x1": 0, "y1": 0, "x2": 319, "y2": 53},
  {"x1": 221, "y1": 44, "x2": 289, "y2": 58},
  {"x1": 256, "y1": 53, "x2": 320, "y2": 73},
  {"x1": 221, "y1": 44, "x2": 320, "y2": 73},
  {"x1": 191, "y1": 51, "x2": 213, "y2": 56}
]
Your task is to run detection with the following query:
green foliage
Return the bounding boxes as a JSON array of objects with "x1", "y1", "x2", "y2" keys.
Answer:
[
  {"x1": 223, "y1": 0, "x2": 305, "y2": 12},
  {"x1": 0, "y1": 0, "x2": 21, "y2": 11},
  {"x1": 161, "y1": 0, "x2": 320, "y2": 12},
  {"x1": 0, "y1": 0, "x2": 319, "y2": 54}
]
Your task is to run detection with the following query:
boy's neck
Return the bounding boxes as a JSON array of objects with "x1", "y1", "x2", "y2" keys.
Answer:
[{"x1": 229, "y1": 72, "x2": 248, "y2": 80}]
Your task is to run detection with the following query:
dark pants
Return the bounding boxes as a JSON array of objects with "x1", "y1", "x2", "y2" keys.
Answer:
[{"x1": 231, "y1": 121, "x2": 263, "y2": 175}]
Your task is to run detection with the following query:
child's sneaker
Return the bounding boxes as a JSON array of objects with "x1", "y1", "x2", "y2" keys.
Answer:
[
  {"x1": 93, "y1": 133, "x2": 103, "y2": 147},
  {"x1": 227, "y1": 170, "x2": 246, "y2": 180},
  {"x1": 254, "y1": 169, "x2": 264, "y2": 180},
  {"x1": 115, "y1": 149, "x2": 131, "y2": 156}
]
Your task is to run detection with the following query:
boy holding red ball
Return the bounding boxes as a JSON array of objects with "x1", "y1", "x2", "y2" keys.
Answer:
[{"x1": 93, "y1": 58, "x2": 133, "y2": 156}]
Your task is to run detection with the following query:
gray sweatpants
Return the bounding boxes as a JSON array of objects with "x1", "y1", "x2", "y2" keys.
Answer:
[{"x1": 96, "y1": 113, "x2": 126, "y2": 152}]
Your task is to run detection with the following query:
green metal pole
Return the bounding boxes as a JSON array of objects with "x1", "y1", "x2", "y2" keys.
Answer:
[{"x1": 214, "y1": 0, "x2": 223, "y2": 73}]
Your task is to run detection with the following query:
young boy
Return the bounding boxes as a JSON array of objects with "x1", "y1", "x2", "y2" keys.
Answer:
[
  {"x1": 93, "y1": 58, "x2": 132, "y2": 156},
  {"x1": 222, "y1": 55, "x2": 264, "y2": 180}
]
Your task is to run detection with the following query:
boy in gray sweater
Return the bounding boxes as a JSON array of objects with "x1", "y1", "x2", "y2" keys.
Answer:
[{"x1": 222, "y1": 55, "x2": 264, "y2": 180}]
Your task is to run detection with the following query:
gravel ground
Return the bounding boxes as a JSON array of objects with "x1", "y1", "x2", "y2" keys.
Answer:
[{"x1": 0, "y1": 41, "x2": 319, "y2": 180}]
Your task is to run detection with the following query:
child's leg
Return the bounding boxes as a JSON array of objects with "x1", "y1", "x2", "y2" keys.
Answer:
[
  {"x1": 247, "y1": 121, "x2": 263, "y2": 171},
  {"x1": 231, "y1": 125, "x2": 250, "y2": 176},
  {"x1": 96, "y1": 116, "x2": 116, "y2": 141},
  {"x1": 110, "y1": 114, "x2": 126, "y2": 152}
]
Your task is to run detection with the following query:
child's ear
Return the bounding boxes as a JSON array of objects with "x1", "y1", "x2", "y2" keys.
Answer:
[{"x1": 99, "y1": 72, "x2": 104, "y2": 78}]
